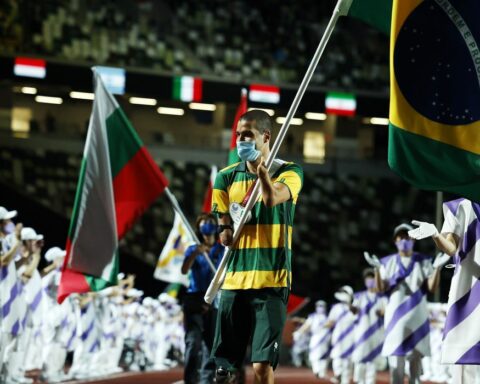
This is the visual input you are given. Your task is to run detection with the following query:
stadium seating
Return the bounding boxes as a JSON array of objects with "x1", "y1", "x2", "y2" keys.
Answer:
[{"x1": 13, "y1": 0, "x2": 388, "y2": 90}]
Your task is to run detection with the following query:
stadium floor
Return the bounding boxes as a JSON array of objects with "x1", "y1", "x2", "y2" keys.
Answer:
[{"x1": 32, "y1": 367, "x2": 437, "y2": 384}]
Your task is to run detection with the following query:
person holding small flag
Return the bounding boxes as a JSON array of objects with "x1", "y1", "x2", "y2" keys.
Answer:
[{"x1": 181, "y1": 212, "x2": 224, "y2": 384}]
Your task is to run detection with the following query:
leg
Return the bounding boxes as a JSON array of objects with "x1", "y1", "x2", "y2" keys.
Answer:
[
  {"x1": 407, "y1": 352, "x2": 422, "y2": 384},
  {"x1": 388, "y1": 355, "x2": 405, "y2": 384},
  {"x1": 340, "y1": 358, "x2": 352, "y2": 384},
  {"x1": 183, "y1": 311, "x2": 204, "y2": 384},
  {"x1": 250, "y1": 288, "x2": 287, "y2": 384},
  {"x1": 211, "y1": 290, "x2": 251, "y2": 379},
  {"x1": 199, "y1": 308, "x2": 217, "y2": 384},
  {"x1": 253, "y1": 362, "x2": 274, "y2": 384},
  {"x1": 354, "y1": 362, "x2": 365, "y2": 384},
  {"x1": 365, "y1": 361, "x2": 377, "y2": 384}
]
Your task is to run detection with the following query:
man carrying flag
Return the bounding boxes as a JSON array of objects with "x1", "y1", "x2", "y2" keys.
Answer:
[
  {"x1": 58, "y1": 69, "x2": 169, "y2": 303},
  {"x1": 211, "y1": 110, "x2": 303, "y2": 383}
]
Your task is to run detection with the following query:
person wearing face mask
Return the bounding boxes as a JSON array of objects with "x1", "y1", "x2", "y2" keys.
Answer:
[
  {"x1": 350, "y1": 268, "x2": 387, "y2": 384},
  {"x1": 294, "y1": 300, "x2": 331, "y2": 379},
  {"x1": 327, "y1": 286, "x2": 357, "y2": 384},
  {"x1": 181, "y1": 213, "x2": 224, "y2": 384},
  {"x1": 365, "y1": 223, "x2": 442, "y2": 384},
  {"x1": 211, "y1": 109, "x2": 303, "y2": 384},
  {"x1": 408, "y1": 198, "x2": 480, "y2": 384}
]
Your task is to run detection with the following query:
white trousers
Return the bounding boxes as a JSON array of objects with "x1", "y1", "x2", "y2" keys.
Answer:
[
  {"x1": 353, "y1": 361, "x2": 377, "y2": 384},
  {"x1": 452, "y1": 366, "x2": 480, "y2": 384},
  {"x1": 332, "y1": 358, "x2": 352, "y2": 384}
]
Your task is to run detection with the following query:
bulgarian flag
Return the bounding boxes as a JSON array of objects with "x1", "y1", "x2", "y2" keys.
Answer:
[
  {"x1": 202, "y1": 165, "x2": 218, "y2": 213},
  {"x1": 58, "y1": 70, "x2": 169, "y2": 303},
  {"x1": 388, "y1": 0, "x2": 480, "y2": 202},
  {"x1": 228, "y1": 89, "x2": 247, "y2": 165}
]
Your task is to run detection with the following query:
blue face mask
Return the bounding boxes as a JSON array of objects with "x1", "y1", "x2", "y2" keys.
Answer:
[
  {"x1": 396, "y1": 238, "x2": 414, "y2": 253},
  {"x1": 200, "y1": 222, "x2": 217, "y2": 236},
  {"x1": 237, "y1": 141, "x2": 261, "y2": 162}
]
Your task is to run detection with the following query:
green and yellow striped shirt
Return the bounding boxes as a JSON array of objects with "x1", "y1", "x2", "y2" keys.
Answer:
[{"x1": 212, "y1": 161, "x2": 303, "y2": 290}]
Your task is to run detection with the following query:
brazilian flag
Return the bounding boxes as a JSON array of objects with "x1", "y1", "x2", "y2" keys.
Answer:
[{"x1": 388, "y1": 0, "x2": 480, "y2": 202}]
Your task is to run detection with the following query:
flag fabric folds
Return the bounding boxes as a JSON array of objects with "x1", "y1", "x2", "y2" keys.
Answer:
[
  {"x1": 228, "y1": 89, "x2": 247, "y2": 165},
  {"x1": 154, "y1": 211, "x2": 194, "y2": 286},
  {"x1": 388, "y1": 0, "x2": 480, "y2": 202},
  {"x1": 202, "y1": 165, "x2": 218, "y2": 213},
  {"x1": 58, "y1": 70, "x2": 169, "y2": 303},
  {"x1": 348, "y1": 0, "x2": 393, "y2": 35}
]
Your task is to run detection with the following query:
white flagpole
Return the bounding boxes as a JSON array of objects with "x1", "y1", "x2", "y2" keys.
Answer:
[
  {"x1": 204, "y1": 0, "x2": 353, "y2": 304},
  {"x1": 164, "y1": 187, "x2": 216, "y2": 273}
]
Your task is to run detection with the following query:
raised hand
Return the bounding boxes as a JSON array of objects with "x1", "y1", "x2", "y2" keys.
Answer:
[
  {"x1": 364, "y1": 251, "x2": 381, "y2": 269},
  {"x1": 408, "y1": 220, "x2": 439, "y2": 240}
]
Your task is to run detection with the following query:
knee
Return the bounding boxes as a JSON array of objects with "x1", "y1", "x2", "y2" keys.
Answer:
[{"x1": 253, "y1": 362, "x2": 271, "y2": 378}]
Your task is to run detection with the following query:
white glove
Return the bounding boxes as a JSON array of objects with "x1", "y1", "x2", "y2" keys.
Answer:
[
  {"x1": 433, "y1": 252, "x2": 451, "y2": 268},
  {"x1": 408, "y1": 220, "x2": 439, "y2": 240},
  {"x1": 364, "y1": 251, "x2": 381, "y2": 269}
]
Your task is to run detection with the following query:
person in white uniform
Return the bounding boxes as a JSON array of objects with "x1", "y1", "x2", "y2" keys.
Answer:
[
  {"x1": 409, "y1": 198, "x2": 480, "y2": 383},
  {"x1": 350, "y1": 268, "x2": 387, "y2": 384},
  {"x1": 328, "y1": 286, "x2": 357, "y2": 384},
  {"x1": 365, "y1": 223, "x2": 443, "y2": 384}
]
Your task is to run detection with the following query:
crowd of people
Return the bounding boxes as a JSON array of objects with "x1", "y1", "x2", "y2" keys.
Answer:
[{"x1": 0, "y1": 206, "x2": 185, "y2": 383}]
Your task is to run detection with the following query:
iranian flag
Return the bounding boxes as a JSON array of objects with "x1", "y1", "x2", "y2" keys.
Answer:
[
  {"x1": 14, "y1": 57, "x2": 46, "y2": 79},
  {"x1": 173, "y1": 76, "x2": 203, "y2": 102},
  {"x1": 228, "y1": 89, "x2": 247, "y2": 165},
  {"x1": 325, "y1": 92, "x2": 357, "y2": 116},
  {"x1": 202, "y1": 165, "x2": 218, "y2": 213},
  {"x1": 58, "y1": 70, "x2": 169, "y2": 303},
  {"x1": 249, "y1": 84, "x2": 280, "y2": 104}
]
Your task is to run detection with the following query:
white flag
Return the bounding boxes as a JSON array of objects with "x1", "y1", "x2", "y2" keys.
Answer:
[{"x1": 154, "y1": 212, "x2": 194, "y2": 286}]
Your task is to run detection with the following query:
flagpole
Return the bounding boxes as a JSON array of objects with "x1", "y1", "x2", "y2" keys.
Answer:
[
  {"x1": 204, "y1": 0, "x2": 353, "y2": 304},
  {"x1": 164, "y1": 187, "x2": 217, "y2": 273}
]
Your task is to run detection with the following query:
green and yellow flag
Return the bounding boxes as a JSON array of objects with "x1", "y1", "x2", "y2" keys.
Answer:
[{"x1": 388, "y1": 0, "x2": 480, "y2": 202}]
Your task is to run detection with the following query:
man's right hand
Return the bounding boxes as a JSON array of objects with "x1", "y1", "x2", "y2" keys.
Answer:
[{"x1": 219, "y1": 229, "x2": 233, "y2": 246}]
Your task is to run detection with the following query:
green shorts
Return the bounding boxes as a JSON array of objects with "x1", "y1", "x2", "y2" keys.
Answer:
[{"x1": 211, "y1": 287, "x2": 288, "y2": 372}]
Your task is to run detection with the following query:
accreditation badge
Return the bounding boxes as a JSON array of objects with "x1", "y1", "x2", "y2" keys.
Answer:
[{"x1": 229, "y1": 202, "x2": 252, "y2": 231}]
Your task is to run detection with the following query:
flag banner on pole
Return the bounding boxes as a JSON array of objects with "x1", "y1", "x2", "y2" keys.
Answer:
[
  {"x1": 14, "y1": 57, "x2": 46, "y2": 79},
  {"x1": 154, "y1": 211, "x2": 194, "y2": 286},
  {"x1": 348, "y1": 0, "x2": 393, "y2": 34},
  {"x1": 325, "y1": 92, "x2": 357, "y2": 116},
  {"x1": 173, "y1": 76, "x2": 203, "y2": 102},
  {"x1": 58, "y1": 70, "x2": 169, "y2": 303},
  {"x1": 287, "y1": 294, "x2": 310, "y2": 316},
  {"x1": 388, "y1": 0, "x2": 480, "y2": 202},
  {"x1": 202, "y1": 165, "x2": 218, "y2": 213},
  {"x1": 228, "y1": 89, "x2": 247, "y2": 165},
  {"x1": 249, "y1": 84, "x2": 280, "y2": 104},
  {"x1": 164, "y1": 283, "x2": 183, "y2": 299}
]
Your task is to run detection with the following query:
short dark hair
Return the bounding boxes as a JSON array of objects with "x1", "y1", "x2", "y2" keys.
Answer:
[
  {"x1": 239, "y1": 109, "x2": 272, "y2": 133},
  {"x1": 363, "y1": 268, "x2": 375, "y2": 279}
]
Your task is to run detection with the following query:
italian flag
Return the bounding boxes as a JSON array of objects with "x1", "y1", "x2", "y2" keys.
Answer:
[
  {"x1": 202, "y1": 165, "x2": 218, "y2": 213},
  {"x1": 173, "y1": 76, "x2": 203, "y2": 102},
  {"x1": 325, "y1": 92, "x2": 357, "y2": 116},
  {"x1": 249, "y1": 84, "x2": 280, "y2": 104},
  {"x1": 14, "y1": 57, "x2": 46, "y2": 79},
  {"x1": 228, "y1": 89, "x2": 247, "y2": 165},
  {"x1": 58, "y1": 70, "x2": 169, "y2": 303}
]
